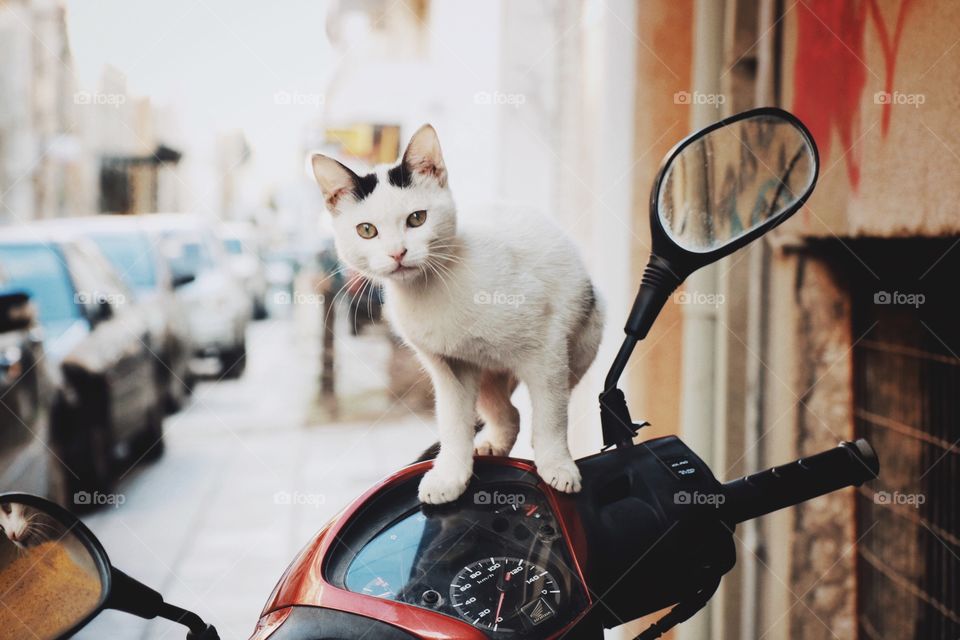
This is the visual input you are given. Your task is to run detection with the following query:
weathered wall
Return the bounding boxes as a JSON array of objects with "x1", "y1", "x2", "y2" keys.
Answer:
[
  {"x1": 625, "y1": 0, "x2": 693, "y2": 443},
  {"x1": 781, "y1": 0, "x2": 960, "y2": 239}
]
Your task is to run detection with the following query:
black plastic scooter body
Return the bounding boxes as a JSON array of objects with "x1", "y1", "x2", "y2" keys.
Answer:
[{"x1": 573, "y1": 437, "x2": 736, "y2": 628}]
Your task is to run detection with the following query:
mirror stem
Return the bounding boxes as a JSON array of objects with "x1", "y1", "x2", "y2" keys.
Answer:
[
  {"x1": 599, "y1": 255, "x2": 681, "y2": 449},
  {"x1": 622, "y1": 254, "x2": 682, "y2": 341},
  {"x1": 108, "y1": 569, "x2": 218, "y2": 638}
]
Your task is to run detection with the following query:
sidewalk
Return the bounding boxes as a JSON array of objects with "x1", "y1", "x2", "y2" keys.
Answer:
[{"x1": 75, "y1": 316, "x2": 437, "y2": 639}]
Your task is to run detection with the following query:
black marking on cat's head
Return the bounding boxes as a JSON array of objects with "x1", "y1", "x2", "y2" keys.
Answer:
[
  {"x1": 387, "y1": 161, "x2": 413, "y2": 188},
  {"x1": 351, "y1": 171, "x2": 379, "y2": 201}
]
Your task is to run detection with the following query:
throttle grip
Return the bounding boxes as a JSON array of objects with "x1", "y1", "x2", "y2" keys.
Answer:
[{"x1": 720, "y1": 439, "x2": 879, "y2": 525}]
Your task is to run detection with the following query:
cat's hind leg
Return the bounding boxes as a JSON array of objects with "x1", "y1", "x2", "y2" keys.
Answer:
[{"x1": 475, "y1": 370, "x2": 520, "y2": 456}]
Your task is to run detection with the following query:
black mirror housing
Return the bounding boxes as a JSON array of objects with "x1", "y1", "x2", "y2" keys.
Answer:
[{"x1": 625, "y1": 107, "x2": 819, "y2": 341}]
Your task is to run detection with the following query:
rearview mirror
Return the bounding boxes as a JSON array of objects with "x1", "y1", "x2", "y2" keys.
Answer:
[
  {"x1": 0, "y1": 494, "x2": 109, "y2": 639},
  {"x1": 0, "y1": 493, "x2": 219, "y2": 640},
  {"x1": 600, "y1": 108, "x2": 818, "y2": 448},
  {"x1": 626, "y1": 107, "x2": 818, "y2": 340}
]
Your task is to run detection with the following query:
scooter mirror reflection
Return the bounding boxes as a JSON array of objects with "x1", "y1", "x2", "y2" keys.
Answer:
[
  {"x1": 656, "y1": 111, "x2": 816, "y2": 254},
  {"x1": 0, "y1": 497, "x2": 108, "y2": 640}
]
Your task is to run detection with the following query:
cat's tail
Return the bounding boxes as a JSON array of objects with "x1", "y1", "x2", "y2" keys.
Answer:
[{"x1": 413, "y1": 419, "x2": 484, "y2": 463}]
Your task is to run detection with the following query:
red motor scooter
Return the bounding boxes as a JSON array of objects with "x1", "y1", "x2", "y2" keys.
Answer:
[{"x1": 0, "y1": 108, "x2": 881, "y2": 640}]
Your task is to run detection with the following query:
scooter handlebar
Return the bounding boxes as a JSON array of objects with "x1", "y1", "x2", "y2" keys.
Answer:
[{"x1": 720, "y1": 439, "x2": 879, "y2": 525}]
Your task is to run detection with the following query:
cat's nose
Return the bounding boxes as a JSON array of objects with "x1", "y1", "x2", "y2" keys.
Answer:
[{"x1": 389, "y1": 249, "x2": 408, "y2": 264}]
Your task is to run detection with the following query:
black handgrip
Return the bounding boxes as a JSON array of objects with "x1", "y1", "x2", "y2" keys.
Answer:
[{"x1": 720, "y1": 439, "x2": 879, "y2": 525}]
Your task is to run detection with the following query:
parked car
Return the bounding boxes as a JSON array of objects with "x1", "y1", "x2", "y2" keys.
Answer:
[
  {"x1": 40, "y1": 216, "x2": 195, "y2": 411},
  {"x1": 219, "y1": 221, "x2": 268, "y2": 320},
  {"x1": 0, "y1": 228, "x2": 163, "y2": 499},
  {"x1": 140, "y1": 214, "x2": 250, "y2": 378},
  {"x1": 0, "y1": 291, "x2": 63, "y2": 502}
]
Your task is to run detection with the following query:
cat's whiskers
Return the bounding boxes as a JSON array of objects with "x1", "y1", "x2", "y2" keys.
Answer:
[
  {"x1": 352, "y1": 277, "x2": 372, "y2": 335},
  {"x1": 423, "y1": 258, "x2": 454, "y2": 299},
  {"x1": 325, "y1": 273, "x2": 364, "y2": 327}
]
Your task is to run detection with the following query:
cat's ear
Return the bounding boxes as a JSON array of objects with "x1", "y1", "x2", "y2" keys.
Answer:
[
  {"x1": 401, "y1": 124, "x2": 447, "y2": 187},
  {"x1": 310, "y1": 154, "x2": 360, "y2": 212}
]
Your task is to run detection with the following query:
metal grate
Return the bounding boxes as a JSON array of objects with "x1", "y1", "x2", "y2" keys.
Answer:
[{"x1": 850, "y1": 239, "x2": 960, "y2": 640}]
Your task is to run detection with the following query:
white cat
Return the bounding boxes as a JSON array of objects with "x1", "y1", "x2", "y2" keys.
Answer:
[
  {"x1": 0, "y1": 501, "x2": 46, "y2": 548},
  {"x1": 311, "y1": 125, "x2": 603, "y2": 504}
]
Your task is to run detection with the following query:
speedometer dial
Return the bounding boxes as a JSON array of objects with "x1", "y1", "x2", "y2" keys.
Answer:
[{"x1": 450, "y1": 557, "x2": 561, "y2": 633}]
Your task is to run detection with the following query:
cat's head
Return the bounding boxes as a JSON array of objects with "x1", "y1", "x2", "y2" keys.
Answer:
[
  {"x1": 0, "y1": 502, "x2": 49, "y2": 549},
  {"x1": 310, "y1": 125, "x2": 456, "y2": 285}
]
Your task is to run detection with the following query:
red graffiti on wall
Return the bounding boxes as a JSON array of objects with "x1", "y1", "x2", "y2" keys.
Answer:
[{"x1": 791, "y1": 0, "x2": 915, "y2": 190}]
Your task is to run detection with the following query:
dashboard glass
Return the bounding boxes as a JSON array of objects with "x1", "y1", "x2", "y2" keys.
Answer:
[{"x1": 330, "y1": 470, "x2": 586, "y2": 638}]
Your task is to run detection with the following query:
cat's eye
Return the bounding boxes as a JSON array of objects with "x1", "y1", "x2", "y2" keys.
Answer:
[
  {"x1": 356, "y1": 223, "x2": 378, "y2": 239},
  {"x1": 406, "y1": 210, "x2": 427, "y2": 228}
]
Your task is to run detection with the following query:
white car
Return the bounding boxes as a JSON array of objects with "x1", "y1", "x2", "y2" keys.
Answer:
[
  {"x1": 140, "y1": 214, "x2": 251, "y2": 378},
  {"x1": 218, "y1": 221, "x2": 268, "y2": 319}
]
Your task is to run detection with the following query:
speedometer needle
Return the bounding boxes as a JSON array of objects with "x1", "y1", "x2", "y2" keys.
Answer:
[
  {"x1": 493, "y1": 591, "x2": 505, "y2": 631},
  {"x1": 493, "y1": 570, "x2": 510, "y2": 631}
]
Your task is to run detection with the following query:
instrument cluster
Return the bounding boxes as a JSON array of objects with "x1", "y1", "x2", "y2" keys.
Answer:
[{"x1": 325, "y1": 466, "x2": 586, "y2": 637}]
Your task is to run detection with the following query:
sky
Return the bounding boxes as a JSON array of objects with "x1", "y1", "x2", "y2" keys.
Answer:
[{"x1": 64, "y1": 0, "x2": 337, "y2": 215}]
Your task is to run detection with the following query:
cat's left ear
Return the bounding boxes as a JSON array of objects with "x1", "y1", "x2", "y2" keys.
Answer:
[{"x1": 401, "y1": 124, "x2": 447, "y2": 187}]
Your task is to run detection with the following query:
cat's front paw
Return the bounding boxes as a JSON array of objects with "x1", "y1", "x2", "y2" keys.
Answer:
[
  {"x1": 536, "y1": 457, "x2": 582, "y2": 493},
  {"x1": 418, "y1": 466, "x2": 471, "y2": 504}
]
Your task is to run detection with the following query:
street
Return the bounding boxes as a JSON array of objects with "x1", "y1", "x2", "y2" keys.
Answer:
[{"x1": 75, "y1": 317, "x2": 437, "y2": 640}]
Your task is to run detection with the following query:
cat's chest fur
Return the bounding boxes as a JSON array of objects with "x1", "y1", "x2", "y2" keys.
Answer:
[
  {"x1": 385, "y1": 275, "x2": 519, "y2": 368},
  {"x1": 382, "y1": 219, "x2": 584, "y2": 370}
]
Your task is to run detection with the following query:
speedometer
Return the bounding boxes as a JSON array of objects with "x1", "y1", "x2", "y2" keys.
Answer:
[{"x1": 449, "y1": 557, "x2": 561, "y2": 632}]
